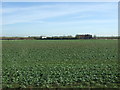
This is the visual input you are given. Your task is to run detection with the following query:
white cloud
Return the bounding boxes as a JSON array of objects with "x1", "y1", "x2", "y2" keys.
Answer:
[
  {"x1": 2, "y1": 3, "x2": 117, "y2": 25},
  {"x1": 44, "y1": 19, "x2": 117, "y2": 25}
]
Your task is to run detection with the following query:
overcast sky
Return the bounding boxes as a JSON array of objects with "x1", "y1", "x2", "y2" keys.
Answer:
[{"x1": 2, "y1": 2, "x2": 118, "y2": 37}]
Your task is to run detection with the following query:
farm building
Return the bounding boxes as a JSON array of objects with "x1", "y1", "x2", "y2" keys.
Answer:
[
  {"x1": 75, "y1": 34, "x2": 92, "y2": 39},
  {"x1": 41, "y1": 36, "x2": 47, "y2": 39}
]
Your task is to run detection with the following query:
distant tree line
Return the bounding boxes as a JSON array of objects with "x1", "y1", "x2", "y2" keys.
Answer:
[{"x1": 1, "y1": 34, "x2": 119, "y2": 40}]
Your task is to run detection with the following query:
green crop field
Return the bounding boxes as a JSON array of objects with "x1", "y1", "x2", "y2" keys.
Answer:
[{"x1": 2, "y1": 40, "x2": 119, "y2": 88}]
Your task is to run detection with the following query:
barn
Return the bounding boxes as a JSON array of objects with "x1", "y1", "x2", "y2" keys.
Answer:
[{"x1": 75, "y1": 34, "x2": 92, "y2": 39}]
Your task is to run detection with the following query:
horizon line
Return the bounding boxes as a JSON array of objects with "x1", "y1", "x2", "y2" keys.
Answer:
[{"x1": 1, "y1": 35, "x2": 119, "y2": 37}]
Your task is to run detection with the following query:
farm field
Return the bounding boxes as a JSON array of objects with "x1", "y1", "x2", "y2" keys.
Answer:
[{"x1": 2, "y1": 40, "x2": 119, "y2": 88}]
